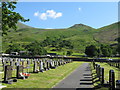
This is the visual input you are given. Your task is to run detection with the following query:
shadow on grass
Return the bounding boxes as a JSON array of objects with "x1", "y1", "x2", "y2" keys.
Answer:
[{"x1": 91, "y1": 72, "x2": 109, "y2": 89}]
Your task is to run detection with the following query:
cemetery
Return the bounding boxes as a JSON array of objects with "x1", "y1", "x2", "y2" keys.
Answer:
[
  {"x1": 1, "y1": 1, "x2": 120, "y2": 90},
  {"x1": 0, "y1": 56, "x2": 120, "y2": 89},
  {"x1": 0, "y1": 56, "x2": 78, "y2": 88}
]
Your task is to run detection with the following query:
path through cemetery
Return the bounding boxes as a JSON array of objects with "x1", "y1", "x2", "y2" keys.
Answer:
[{"x1": 53, "y1": 63, "x2": 94, "y2": 89}]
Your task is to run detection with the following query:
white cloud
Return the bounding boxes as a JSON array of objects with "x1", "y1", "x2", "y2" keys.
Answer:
[
  {"x1": 34, "y1": 10, "x2": 62, "y2": 20},
  {"x1": 40, "y1": 13, "x2": 47, "y2": 20},
  {"x1": 78, "y1": 8, "x2": 81, "y2": 11},
  {"x1": 55, "y1": 13, "x2": 62, "y2": 18},
  {"x1": 34, "y1": 11, "x2": 39, "y2": 16}
]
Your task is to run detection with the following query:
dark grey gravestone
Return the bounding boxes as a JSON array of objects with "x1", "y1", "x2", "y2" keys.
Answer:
[
  {"x1": 4, "y1": 65, "x2": 12, "y2": 81},
  {"x1": 51, "y1": 61, "x2": 56, "y2": 69},
  {"x1": 3, "y1": 65, "x2": 16, "y2": 84},
  {"x1": 46, "y1": 61, "x2": 50, "y2": 70},
  {"x1": 16, "y1": 65, "x2": 23, "y2": 79}
]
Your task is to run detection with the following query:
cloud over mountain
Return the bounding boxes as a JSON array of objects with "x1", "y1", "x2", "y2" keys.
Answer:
[{"x1": 34, "y1": 10, "x2": 62, "y2": 20}]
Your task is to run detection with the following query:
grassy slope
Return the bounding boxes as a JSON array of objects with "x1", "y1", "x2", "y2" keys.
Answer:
[
  {"x1": 94, "y1": 22, "x2": 118, "y2": 44},
  {"x1": 2, "y1": 22, "x2": 118, "y2": 54},
  {"x1": 2, "y1": 23, "x2": 97, "y2": 53},
  {"x1": 3, "y1": 62, "x2": 84, "y2": 88}
]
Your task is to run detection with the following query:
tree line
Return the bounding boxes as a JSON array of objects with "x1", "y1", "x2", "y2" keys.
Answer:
[
  {"x1": 85, "y1": 42, "x2": 119, "y2": 57},
  {"x1": 5, "y1": 36, "x2": 73, "y2": 56}
]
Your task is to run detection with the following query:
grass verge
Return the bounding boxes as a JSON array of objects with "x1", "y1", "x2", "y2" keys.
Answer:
[{"x1": 91, "y1": 62, "x2": 120, "y2": 90}]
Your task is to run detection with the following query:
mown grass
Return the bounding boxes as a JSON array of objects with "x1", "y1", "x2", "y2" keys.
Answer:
[
  {"x1": 2, "y1": 61, "x2": 84, "y2": 88},
  {"x1": 95, "y1": 62, "x2": 119, "y2": 82}
]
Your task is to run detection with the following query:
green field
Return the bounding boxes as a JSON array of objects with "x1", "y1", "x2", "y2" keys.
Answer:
[{"x1": 2, "y1": 61, "x2": 84, "y2": 88}]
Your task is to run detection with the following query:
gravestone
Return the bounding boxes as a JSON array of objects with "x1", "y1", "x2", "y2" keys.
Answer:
[
  {"x1": 27, "y1": 59, "x2": 30, "y2": 65},
  {"x1": 33, "y1": 60, "x2": 39, "y2": 73},
  {"x1": 109, "y1": 70, "x2": 115, "y2": 90},
  {"x1": 16, "y1": 65, "x2": 23, "y2": 79},
  {"x1": 4, "y1": 65, "x2": 12, "y2": 82},
  {"x1": 3, "y1": 65, "x2": 17, "y2": 83},
  {"x1": 100, "y1": 67, "x2": 104, "y2": 85},
  {"x1": 16, "y1": 62, "x2": 20, "y2": 66},
  {"x1": 56, "y1": 60, "x2": 58, "y2": 67},
  {"x1": 51, "y1": 61, "x2": 56, "y2": 69},
  {"x1": 10, "y1": 61, "x2": 14, "y2": 67},
  {"x1": 2, "y1": 62, "x2": 6, "y2": 71},
  {"x1": 39, "y1": 60, "x2": 44, "y2": 72},
  {"x1": 46, "y1": 60, "x2": 50, "y2": 70},
  {"x1": 43, "y1": 61, "x2": 47, "y2": 71}
]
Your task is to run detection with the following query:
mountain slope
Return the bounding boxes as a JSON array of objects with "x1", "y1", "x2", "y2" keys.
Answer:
[
  {"x1": 94, "y1": 22, "x2": 118, "y2": 44},
  {"x1": 2, "y1": 22, "x2": 118, "y2": 53},
  {"x1": 17, "y1": 22, "x2": 34, "y2": 29}
]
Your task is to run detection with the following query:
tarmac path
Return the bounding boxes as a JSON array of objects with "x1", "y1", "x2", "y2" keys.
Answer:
[{"x1": 53, "y1": 63, "x2": 94, "y2": 89}]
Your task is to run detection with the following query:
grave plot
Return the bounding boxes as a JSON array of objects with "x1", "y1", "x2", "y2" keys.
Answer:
[
  {"x1": 2, "y1": 65, "x2": 17, "y2": 84},
  {"x1": 43, "y1": 60, "x2": 47, "y2": 71},
  {"x1": 1, "y1": 58, "x2": 32, "y2": 84},
  {"x1": 50, "y1": 60, "x2": 56, "y2": 69},
  {"x1": 39, "y1": 60, "x2": 44, "y2": 72},
  {"x1": 33, "y1": 59, "x2": 39, "y2": 73},
  {"x1": 1, "y1": 57, "x2": 73, "y2": 88}
]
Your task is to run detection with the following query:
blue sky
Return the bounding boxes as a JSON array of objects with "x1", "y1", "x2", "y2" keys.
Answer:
[{"x1": 15, "y1": 2, "x2": 118, "y2": 29}]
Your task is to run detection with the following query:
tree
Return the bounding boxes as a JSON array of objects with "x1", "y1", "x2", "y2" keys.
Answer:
[
  {"x1": 25, "y1": 41, "x2": 47, "y2": 56},
  {"x1": 5, "y1": 44, "x2": 24, "y2": 54},
  {"x1": 66, "y1": 51, "x2": 73, "y2": 56},
  {"x1": 85, "y1": 45, "x2": 98, "y2": 57},
  {"x1": 2, "y1": 2, "x2": 29, "y2": 35},
  {"x1": 100, "y1": 44, "x2": 113, "y2": 57}
]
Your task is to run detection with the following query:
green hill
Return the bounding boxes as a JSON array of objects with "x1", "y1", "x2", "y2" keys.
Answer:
[
  {"x1": 94, "y1": 22, "x2": 118, "y2": 44},
  {"x1": 2, "y1": 22, "x2": 118, "y2": 54},
  {"x1": 17, "y1": 22, "x2": 34, "y2": 29}
]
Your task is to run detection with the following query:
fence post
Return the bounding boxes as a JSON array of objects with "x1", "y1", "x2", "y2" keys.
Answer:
[{"x1": 109, "y1": 70, "x2": 115, "y2": 90}]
